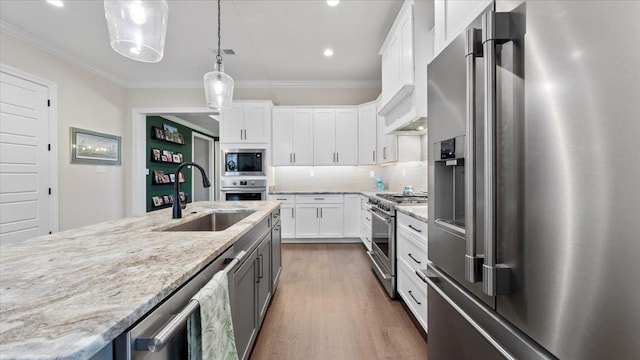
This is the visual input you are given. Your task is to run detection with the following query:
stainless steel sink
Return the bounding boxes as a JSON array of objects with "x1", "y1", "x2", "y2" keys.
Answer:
[{"x1": 163, "y1": 210, "x2": 255, "y2": 232}]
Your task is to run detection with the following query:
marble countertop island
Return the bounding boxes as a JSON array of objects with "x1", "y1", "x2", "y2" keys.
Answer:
[{"x1": 0, "y1": 201, "x2": 279, "y2": 360}]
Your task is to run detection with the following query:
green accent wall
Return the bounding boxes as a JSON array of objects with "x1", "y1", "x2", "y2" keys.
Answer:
[{"x1": 146, "y1": 116, "x2": 193, "y2": 212}]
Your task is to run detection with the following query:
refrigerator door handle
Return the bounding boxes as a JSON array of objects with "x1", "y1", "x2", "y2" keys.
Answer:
[
  {"x1": 482, "y1": 11, "x2": 513, "y2": 296},
  {"x1": 464, "y1": 27, "x2": 484, "y2": 284},
  {"x1": 424, "y1": 268, "x2": 517, "y2": 360}
]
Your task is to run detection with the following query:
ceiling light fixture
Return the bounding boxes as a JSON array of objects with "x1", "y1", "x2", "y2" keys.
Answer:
[
  {"x1": 327, "y1": 0, "x2": 340, "y2": 7},
  {"x1": 324, "y1": 48, "x2": 334, "y2": 57},
  {"x1": 46, "y1": 0, "x2": 64, "y2": 7},
  {"x1": 203, "y1": 0, "x2": 234, "y2": 112},
  {"x1": 104, "y1": 0, "x2": 169, "y2": 63}
]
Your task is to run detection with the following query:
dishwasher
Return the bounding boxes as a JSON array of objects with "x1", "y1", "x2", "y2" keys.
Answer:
[{"x1": 113, "y1": 246, "x2": 243, "y2": 359}]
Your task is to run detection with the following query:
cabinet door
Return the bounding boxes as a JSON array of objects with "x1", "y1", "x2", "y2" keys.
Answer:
[
  {"x1": 318, "y1": 204, "x2": 344, "y2": 237},
  {"x1": 232, "y1": 247, "x2": 258, "y2": 360},
  {"x1": 335, "y1": 109, "x2": 358, "y2": 165},
  {"x1": 399, "y1": 6, "x2": 414, "y2": 86},
  {"x1": 386, "y1": 35, "x2": 402, "y2": 102},
  {"x1": 244, "y1": 103, "x2": 269, "y2": 143},
  {"x1": 257, "y1": 235, "x2": 272, "y2": 327},
  {"x1": 358, "y1": 104, "x2": 377, "y2": 165},
  {"x1": 221, "y1": 103, "x2": 244, "y2": 143},
  {"x1": 343, "y1": 195, "x2": 361, "y2": 238},
  {"x1": 294, "y1": 204, "x2": 319, "y2": 238},
  {"x1": 271, "y1": 223, "x2": 282, "y2": 290},
  {"x1": 281, "y1": 204, "x2": 295, "y2": 238},
  {"x1": 291, "y1": 109, "x2": 314, "y2": 166},
  {"x1": 313, "y1": 109, "x2": 336, "y2": 165},
  {"x1": 376, "y1": 105, "x2": 397, "y2": 164},
  {"x1": 272, "y1": 109, "x2": 293, "y2": 166}
]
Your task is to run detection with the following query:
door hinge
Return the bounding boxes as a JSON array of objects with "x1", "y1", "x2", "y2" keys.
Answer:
[
  {"x1": 48, "y1": 144, "x2": 51, "y2": 151},
  {"x1": 47, "y1": 99, "x2": 50, "y2": 107},
  {"x1": 48, "y1": 188, "x2": 52, "y2": 195}
]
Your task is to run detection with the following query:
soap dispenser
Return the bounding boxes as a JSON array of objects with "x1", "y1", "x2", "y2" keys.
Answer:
[{"x1": 376, "y1": 177, "x2": 385, "y2": 191}]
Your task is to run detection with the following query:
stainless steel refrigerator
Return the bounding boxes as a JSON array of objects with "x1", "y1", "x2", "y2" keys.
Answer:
[{"x1": 422, "y1": 1, "x2": 640, "y2": 359}]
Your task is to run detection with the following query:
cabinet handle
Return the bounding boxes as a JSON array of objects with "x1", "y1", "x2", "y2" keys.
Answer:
[
  {"x1": 383, "y1": 147, "x2": 387, "y2": 159},
  {"x1": 259, "y1": 254, "x2": 264, "y2": 279},
  {"x1": 337, "y1": 153, "x2": 339, "y2": 163},
  {"x1": 289, "y1": 153, "x2": 292, "y2": 163},
  {"x1": 293, "y1": 153, "x2": 296, "y2": 163},
  {"x1": 408, "y1": 290, "x2": 422, "y2": 305},
  {"x1": 408, "y1": 253, "x2": 422, "y2": 265},
  {"x1": 255, "y1": 258, "x2": 260, "y2": 283},
  {"x1": 292, "y1": 208, "x2": 295, "y2": 218},
  {"x1": 314, "y1": 198, "x2": 325, "y2": 201},
  {"x1": 316, "y1": 208, "x2": 319, "y2": 218},
  {"x1": 373, "y1": 150, "x2": 376, "y2": 162},
  {"x1": 408, "y1": 224, "x2": 422, "y2": 233},
  {"x1": 276, "y1": 198, "x2": 287, "y2": 200},
  {"x1": 320, "y1": 208, "x2": 323, "y2": 218}
]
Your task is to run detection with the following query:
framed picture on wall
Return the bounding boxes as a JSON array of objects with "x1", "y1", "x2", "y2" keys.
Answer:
[
  {"x1": 174, "y1": 133, "x2": 184, "y2": 144},
  {"x1": 152, "y1": 127, "x2": 165, "y2": 140},
  {"x1": 172, "y1": 154, "x2": 181, "y2": 163},
  {"x1": 152, "y1": 196, "x2": 164, "y2": 207},
  {"x1": 163, "y1": 123, "x2": 179, "y2": 142},
  {"x1": 176, "y1": 153, "x2": 184, "y2": 162},
  {"x1": 70, "y1": 127, "x2": 121, "y2": 165},
  {"x1": 162, "y1": 150, "x2": 173, "y2": 163},
  {"x1": 151, "y1": 148, "x2": 161, "y2": 162}
]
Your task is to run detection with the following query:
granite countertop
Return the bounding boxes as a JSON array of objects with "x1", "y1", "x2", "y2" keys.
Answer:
[
  {"x1": 396, "y1": 205, "x2": 428, "y2": 222},
  {"x1": 269, "y1": 189, "x2": 366, "y2": 195},
  {"x1": 0, "y1": 201, "x2": 280, "y2": 360}
]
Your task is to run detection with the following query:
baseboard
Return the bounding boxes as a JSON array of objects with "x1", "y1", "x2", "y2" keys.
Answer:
[{"x1": 282, "y1": 237, "x2": 361, "y2": 244}]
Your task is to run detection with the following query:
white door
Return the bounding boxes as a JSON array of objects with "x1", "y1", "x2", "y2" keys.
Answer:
[
  {"x1": 272, "y1": 109, "x2": 293, "y2": 166},
  {"x1": 334, "y1": 109, "x2": 358, "y2": 165},
  {"x1": 318, "y1": 204, "x2": 344, "y2": 237},
  {"x1": 291, "y1": 109, "x2": 314, "y2": 165},
  {"x1": 294, "y1": 204, "x2": 319, "y2": 238},
  {"x1": 192, "y1": 133, "x2": 214, "y2": 201},
  {"x1": 313, "y1": 109, "x2": 336, "y2": 165},
  {"x1": 0, "y1": 71, "x2": 51, "y2": 245}
]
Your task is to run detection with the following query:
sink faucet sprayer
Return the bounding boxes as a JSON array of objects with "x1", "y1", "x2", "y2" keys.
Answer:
[{"x1": 173, "y1": 162, "x2": 211, "y2": 219}]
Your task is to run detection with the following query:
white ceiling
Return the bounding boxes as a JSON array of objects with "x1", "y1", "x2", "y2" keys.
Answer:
[{"x1": 0, "y1": 0, "x2": 403, "y2": 88}]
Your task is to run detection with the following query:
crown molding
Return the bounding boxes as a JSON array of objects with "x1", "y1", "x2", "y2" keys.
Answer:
[
  {"x1": 1, "y1": 20, "x2": 128, "y2": 87},
  {"x1": 2, "y1": 20, "x2": 381, "y2": 91}
]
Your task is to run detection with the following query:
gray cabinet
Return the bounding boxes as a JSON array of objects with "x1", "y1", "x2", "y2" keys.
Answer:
[
  {"x1": 271, "y1": 222, "x2": 282, "y2": 290},
  {"x1": 257, "y1": 235, "x2": 272, "y2": 328},
  {"x1": 232, "y1": 246, "x2": 258, "y2": 360}
]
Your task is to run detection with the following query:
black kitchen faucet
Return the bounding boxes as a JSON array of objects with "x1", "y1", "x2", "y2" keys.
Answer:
[{"x1": 173, "y1": 162, "x2": 211, "y2": 219}]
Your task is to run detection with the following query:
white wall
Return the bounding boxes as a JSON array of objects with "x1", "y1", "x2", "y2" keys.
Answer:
[{"x1": 1, "y1": 32, "x2": 127, "y2": 231}]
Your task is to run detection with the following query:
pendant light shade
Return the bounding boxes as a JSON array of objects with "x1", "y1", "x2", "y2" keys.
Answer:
[
  {"x1": 203, "y1": 0, "x2": 234, "y2": 111},
  {"x1": 204, "y1": 62, "x2": 235, "y2": 111},
  {"x1": 104, "y1": 0, "x2": 169, "y2": 63}
]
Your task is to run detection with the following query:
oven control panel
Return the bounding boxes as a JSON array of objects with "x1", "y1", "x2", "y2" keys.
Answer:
[{"x1": 231, "y1": 180, "x2": 257, "y2": 186}]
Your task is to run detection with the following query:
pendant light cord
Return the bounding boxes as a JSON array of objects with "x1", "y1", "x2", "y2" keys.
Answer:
[{"x1": 216, "y1": 0, "x2": 222, "y2": 65}]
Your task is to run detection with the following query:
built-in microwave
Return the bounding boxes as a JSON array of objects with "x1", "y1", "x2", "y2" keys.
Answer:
[{"x1": 222, "y1": 148, "x2": 266, "y2": 176}]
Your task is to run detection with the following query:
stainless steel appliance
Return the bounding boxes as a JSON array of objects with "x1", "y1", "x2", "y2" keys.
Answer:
[
  {"x1": 368, "y1": 193, "x2": 428, "y2": 298},
  {"x1": 222, "y1": 149, "x2": 266, "y2": 176},
  {"x1": 220, "y1": 178, "x2": 267, "y2": 201},
  {"x1": 424, "y1": 1, "x2": 640, "y2": 359}
]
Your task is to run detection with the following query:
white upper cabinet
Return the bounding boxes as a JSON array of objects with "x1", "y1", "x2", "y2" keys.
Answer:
[
  {"x1": 379, "y1": 0, "x2": 434, "y2": 134},
  {"x1": 358, "y1": 102, "x2": 377, "y2": 165},
  {"x1": 220, "y1": 101, "x2": 272, "y2": 144},
  {"x1": 377, "y1": 101, "x2": 398, "y2": 164},
  {"x1": 433, "y1": 0, "x2": 493, "y2": 57},
  {"x1": 272, "y1": 108, "x2": 314, "y2": 166},
  {"x1": 334, "y1": 109, "x2": 358, "y2": 166}
]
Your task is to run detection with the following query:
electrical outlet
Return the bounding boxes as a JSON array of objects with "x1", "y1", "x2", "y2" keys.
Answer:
[
  {"x1": 310, "y1": 170, "x2": 315, "y2": 177},
  {"x1": 369, "y1": 171, "x2": 374, "y2": 177},
  {"x1": 402, "y1": 168, "x2": 406, "y2": 177},
  {"x1": 146, "y1": 168, "x2": 149, "y2": 175},
  {"x1": 97, "y1": 166, "x2": 106, "y2": 173}
]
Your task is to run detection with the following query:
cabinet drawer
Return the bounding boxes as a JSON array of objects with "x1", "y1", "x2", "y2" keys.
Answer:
[
  {"x1": 397, "y1": 212, "x2": 427, "y2": 242},
  {"x1": 295, "y1": 194, "x2": 343, "y2": 204},
  {"x1": 397, "y1": 259, "x2": 428, "y2": 332},
  {"x1": 397, "y1": 226, "x2": 427, "y2": 273},
  {"x1": 269, "y1": 194, "x2": 295, "y2": 204}
]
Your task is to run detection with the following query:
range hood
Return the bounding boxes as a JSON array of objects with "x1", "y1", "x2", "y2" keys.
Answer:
[{"x1": 389, "y1": 117, "x2": 427, "y2": 135}]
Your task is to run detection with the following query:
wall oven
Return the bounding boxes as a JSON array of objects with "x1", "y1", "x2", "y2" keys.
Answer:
[
  {"x1": 220, "y1": 178, "x2": 267, "y2": 201},
  {"x1": 222, "y1": 149, "x2": 266, "y2": 176}
]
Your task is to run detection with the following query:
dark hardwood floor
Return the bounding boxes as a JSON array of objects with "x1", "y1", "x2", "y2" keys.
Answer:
[{"x1": 250, "y1": 243, "x2": 428, "y2": 360}]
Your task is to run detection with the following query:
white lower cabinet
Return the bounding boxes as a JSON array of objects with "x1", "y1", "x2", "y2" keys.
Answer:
[
  {"x1": 360, "y1": 195, "x2": 372, "y2": 251},
  {"x1": 269, "y1": 195, "x2": 295, "y2": 238},
  {"x1": 294, "y1": 194, "x2": 344, "y2": 239},
  {"x1": 343, "y1": 194, "x2": 361, "y2": 238},
  {"x1": 396, "y1": 211, "x2": 428, "y2": 332}
]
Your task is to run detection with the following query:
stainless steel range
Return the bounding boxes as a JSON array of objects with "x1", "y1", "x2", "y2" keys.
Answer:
[{"x1": 367, "y1": 193, "x2": 428, "y2": 298}]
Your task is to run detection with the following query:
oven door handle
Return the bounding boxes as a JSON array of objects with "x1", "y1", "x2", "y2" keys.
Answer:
[
  {"x1": 369, "y1": 208, "x2": 391, "y2": 224},
  {"x1": 367, "y1": 251, "x2": 391, "y2": 280}
]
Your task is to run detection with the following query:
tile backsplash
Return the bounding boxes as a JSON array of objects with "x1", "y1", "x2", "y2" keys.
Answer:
[{"x1": 272, "y1": 161, "x2": 427, "y2": 193}]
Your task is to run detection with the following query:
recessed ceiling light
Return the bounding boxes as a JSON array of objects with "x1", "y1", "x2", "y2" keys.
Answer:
[
  {"x1": 46, "y1": 0, "x2": 64, "y2": 7},
  {"x1": 327, "y1": 0, "x2": 340, "y2": 7},
  {"x1": 324, "y1": 48, "x2": 334, "y2": 57}
]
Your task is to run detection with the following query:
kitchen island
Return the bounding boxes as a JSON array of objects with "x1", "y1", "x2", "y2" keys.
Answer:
[{"x1": 0, "y1": 200, "x2": 280, "y2": 359}]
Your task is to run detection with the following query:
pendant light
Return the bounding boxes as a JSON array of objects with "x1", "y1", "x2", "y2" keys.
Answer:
[
  {"x1": 203, "y1": 0, "x2": 234, "y2": 111},
  {"x1": 104, "y1": 0, "x2": 169, "y2": 63}
]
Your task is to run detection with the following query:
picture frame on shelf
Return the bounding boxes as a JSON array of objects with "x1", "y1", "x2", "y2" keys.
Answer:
[
  {"x1": 169, "y1": 174, "x2": 176, "y2": 183},
  {"x1": 152, "y1": 127, "x2": 165, "y2": 140},
  {"x1": 162, "y1": 150, "x2": 173, "y2": 163},
  {"x1": 163, "y1": 195, "x2": 170, "y2": 204},
  {"x1": 151, "y1": 148, "x2": 161, "y2": 162},
  {"x1": 168, "y1": 195, "x2": 175, "y2": 204},
  {"x1": 161, "y1": 174, "x2": 171, "y2": 184},
  {"x1": 178, "y1": 172, "x2": 185, "y2": 183},
  {"x1": 163, "y1": 123, "x2": 179, "y2": 142},
  {"x1": 179, "y1": 192, "x2": 186, "y2": 203},
  {"x1": 172, "y1": 154, "x2": 181, "y2": 163},
  {"x1": 152, "y1": 196, "x2": 164, "y2": 207},
  {"x1": 70, "y1": 127, "x2": 121, "y2": 165},
  {"x1": 153, "y1": 170, "x2": 164, "y2": 184},
  {"x1": 174, "y1": 133, "x2": 184, "y2": 144}
]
